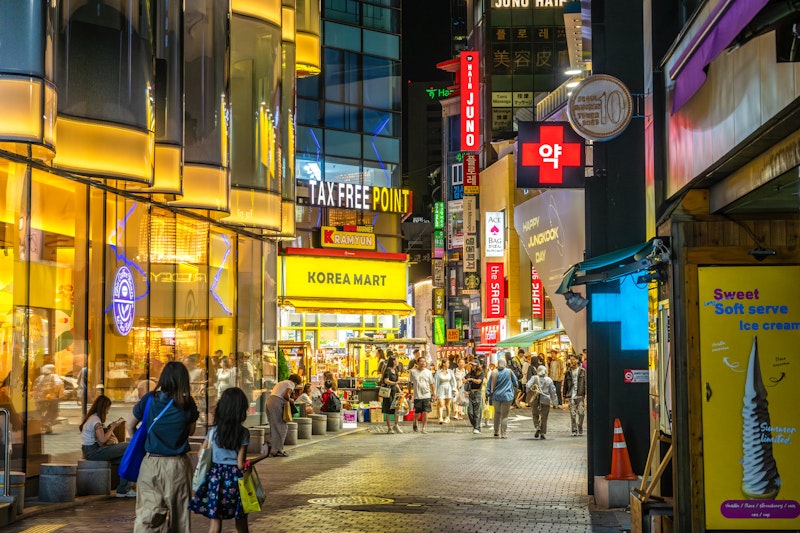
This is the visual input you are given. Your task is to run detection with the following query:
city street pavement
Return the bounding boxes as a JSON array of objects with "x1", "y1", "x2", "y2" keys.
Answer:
[{"x1": 8, "y1": 407, "x2": 631, "y2": 532}]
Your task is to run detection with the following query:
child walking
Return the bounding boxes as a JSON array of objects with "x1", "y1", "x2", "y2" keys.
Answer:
[{"x1": 189, "y1": 387, "x2": 252, "y2": 533}]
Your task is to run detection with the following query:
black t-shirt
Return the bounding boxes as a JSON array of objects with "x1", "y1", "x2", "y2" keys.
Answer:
[
  {"x1": 133, "y1": 391, "x2": 199, "y2": 455},
  {"x1": 466, "y1": 369, "x2": 484, "y2": 391}
]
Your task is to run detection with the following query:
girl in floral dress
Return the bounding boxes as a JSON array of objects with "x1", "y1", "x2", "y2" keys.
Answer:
[{"x1": 190, "y1": 387, "x2": 252, "y2": 533}]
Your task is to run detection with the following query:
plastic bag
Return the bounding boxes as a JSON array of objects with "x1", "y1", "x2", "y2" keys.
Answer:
[{"x1": 238, "y1": 468, "x2": 266, "y2": 513}]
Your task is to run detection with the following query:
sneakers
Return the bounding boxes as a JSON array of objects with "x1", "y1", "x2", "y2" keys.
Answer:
[
  {"x1": 413, "y1": 425, "x2": 419, "y2": 432},
  {"x1": 472, "y1": 428, "x2": 480, "y2": 435},
  {"x1": 534, "y1": 430, "x2": 541, "y2": 439},
  {"x1": 393, "y1": 425, "x2": 403, "y2": 434},
  {"x1": 444, "y1": 417, "x2": 451, "y2": 424},
  {"x1": 116, "y1": 490, "x2": 136, "y2": 498},
  {"x1": 571, "y1": 431, "x2": 578, "y2": 437},
  {"x1": 421, "y1": 429, "x2": 428, "y2": 434},
  {"x1": 387, "y1": 427, "x2": 395, "y2": 434},
  {"x1": 540, "y1": 434, "x2": 546, "y2": 440}
]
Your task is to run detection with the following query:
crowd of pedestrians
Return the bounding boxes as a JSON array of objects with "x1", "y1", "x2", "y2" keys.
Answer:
[{"x1": 401, "y1": 349, "x2": 588, "y2": 440}]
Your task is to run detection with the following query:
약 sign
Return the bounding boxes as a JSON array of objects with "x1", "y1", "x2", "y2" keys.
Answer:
[{"x1": 517, "y1": 122, "x2": 584, "y2": 189}]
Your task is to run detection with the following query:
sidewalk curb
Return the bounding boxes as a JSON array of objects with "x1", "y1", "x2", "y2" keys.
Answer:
[{"x1": 14, "y1": 426, "x2": 367, "y2": 523}]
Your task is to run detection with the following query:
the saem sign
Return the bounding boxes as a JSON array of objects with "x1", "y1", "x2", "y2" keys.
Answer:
[
  {"x1": 486, "y1": 262, "x2": 505, "y2": 319},
  {"x1": 460, "y1": 51, "x2": 480, "y2": 151}
]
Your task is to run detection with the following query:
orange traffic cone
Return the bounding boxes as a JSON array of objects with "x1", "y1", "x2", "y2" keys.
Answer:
[{"x1": 606, "y1": 418, "x2": 638, "y2": 480}]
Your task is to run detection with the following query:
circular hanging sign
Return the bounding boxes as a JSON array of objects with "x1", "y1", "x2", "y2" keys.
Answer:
[
  {"x1": 112, "y1": 266, "x2": 136, "y2": 336},
  {"x1": 567, "y1": 74, "x2": 633, "y2": 141}
]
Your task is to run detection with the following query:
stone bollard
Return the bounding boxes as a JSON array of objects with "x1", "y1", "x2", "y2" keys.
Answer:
[
  {"x1": 248, "y1": 428, "x2": 265, "y2": 454},
  {"x1": 76, "y1": 460, "x2": 111, "y2": 496},
  {"x1": 0, "y1": 471, "x2": 26, "y2": 514},
  {"x1": 295, "y1": 417, "x2": 312, "y2": 439},
  {"x1": 39, "y1": 463, "x2": 77, "y2": 503},
  {"x1": 284, "y1": 422, "x2": 298, "y2": 445},
  {"x1": 326, "y1": 412, "x2": 342, "y2": 432},
  {"x1": 310, "y1": 414, "x2": 327, "y2": 435}
]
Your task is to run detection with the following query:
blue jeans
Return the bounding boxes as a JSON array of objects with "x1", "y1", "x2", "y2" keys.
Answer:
[{"x1": 82, "y1": 443, "x2": 133, "y2": 493}]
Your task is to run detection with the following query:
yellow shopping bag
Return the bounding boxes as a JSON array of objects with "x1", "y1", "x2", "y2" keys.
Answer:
[
  {"x1": 482, "y1": 403, "x2": 494, "y2": 421},
  {"x1": 238, "y1": 468, "x2": 266, "y2": 513}
]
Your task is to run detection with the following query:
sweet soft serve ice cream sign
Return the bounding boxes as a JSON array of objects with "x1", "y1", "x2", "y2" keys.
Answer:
[{"x1": 698, "y1": 266, "x2": 800, "y2": 529}]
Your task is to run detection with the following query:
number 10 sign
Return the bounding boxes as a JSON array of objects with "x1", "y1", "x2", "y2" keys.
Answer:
[{"x1": 567, "y1": 74, "x2": 633, "y2": 142}]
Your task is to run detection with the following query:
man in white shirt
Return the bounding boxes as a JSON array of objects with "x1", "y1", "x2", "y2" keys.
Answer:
[{"x1": 407, "y1": 358, "x2": 436, "y2": 433}]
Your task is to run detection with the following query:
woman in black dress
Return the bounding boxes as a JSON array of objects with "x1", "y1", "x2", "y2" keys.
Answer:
[{"x1": 380, "y1": 356, "x2": 402, "y2": 434}]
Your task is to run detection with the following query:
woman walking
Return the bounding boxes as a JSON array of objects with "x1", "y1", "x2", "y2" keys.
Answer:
[
  {"x1": 380, "y1": 356, "x2": 403, "y2": 434},
  {"x1": 265, "y1": 373, "x2": 302, "y2": 456},
  {"x1": 434, "y1": 360, "x2": 456, "y2": 424},
  {"x1": 79, "y1": 395, "x2": 135, "y2": 497},
  {"x1": 190, "y1": 387, "x2": 252, "y2": 533},
  {"x1": 485, "y1": 358, "x2": 518, "y2": 438},
  {"x1": 129, "y1": 361, "x2": 199, "y2": 532}
]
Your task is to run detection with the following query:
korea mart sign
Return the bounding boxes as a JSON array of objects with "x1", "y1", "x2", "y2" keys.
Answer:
[{"x1": 279, "y1": 254, "x2": 407, "y2": 300}]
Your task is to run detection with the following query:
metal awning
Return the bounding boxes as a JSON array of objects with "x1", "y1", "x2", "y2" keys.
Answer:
[
  {"x1": 279, "y1": 298, "x2": 416, "y2": 316},
  {"x1": 494, "y1": 329, "x2": 565, "y2": 348},
  {"x1": 557, "y1": 238, "x2": 670, "y2": 294}
]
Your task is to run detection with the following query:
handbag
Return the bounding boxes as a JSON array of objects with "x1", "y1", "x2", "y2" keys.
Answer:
[
  {"x1": 377, "y1": 386, "x2": 392, "y2": 398},
  {"x1": 526, "y1": 375, "x2": 542, "y2": 404},
  {"x1": 118, "y1": 397, "x2": 174, "y2": 480},
  {"x1": 238, "y1": 467, "x2": 266, "y2": 513},
  {"x1": 192, "y1": 427, "x2": 215, "y2": 492},
  {"x1": 390, "y1": 392, "x2": 405, "y2": 410},
  {"x1": 282, "y1": 399, "x2": 292, "y2": 423}
]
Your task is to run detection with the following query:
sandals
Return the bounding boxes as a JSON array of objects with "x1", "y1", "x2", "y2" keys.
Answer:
[{"x1": 270, "y1": 451, "x2": 289, "y2": 457}]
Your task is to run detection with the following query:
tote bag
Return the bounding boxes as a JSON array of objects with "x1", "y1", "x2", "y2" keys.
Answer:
[
  {"x1": 192, "y1": 427, "x2": 215, "y2": 492},
  {"x1": 118, "y1": 397, "x2": 174, "y2": 480}
]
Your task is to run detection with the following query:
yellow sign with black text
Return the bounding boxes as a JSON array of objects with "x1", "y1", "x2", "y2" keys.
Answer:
[
  {"x1": 320, "y1": 226, "x2": 376, "y2": 250},
  {"x1": 279, "y1": 255, "x2": 408, "y2": 301}
]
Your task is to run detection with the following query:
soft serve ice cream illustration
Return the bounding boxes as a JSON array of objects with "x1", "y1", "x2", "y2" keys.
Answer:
[{"x1": 740, "y1": 336, "x2": 781, "y2": 499}]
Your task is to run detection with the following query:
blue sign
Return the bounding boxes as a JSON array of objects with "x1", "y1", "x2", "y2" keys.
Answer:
[{"x1": 112, "y1": 266, "x2": 136, "y2": 336}]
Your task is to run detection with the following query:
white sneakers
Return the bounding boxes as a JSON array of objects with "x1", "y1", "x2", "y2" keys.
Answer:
[
  {"x1": 393, "y1": 425, "x2": 403, "y2": 434},
  {"x1": 116, "y1": 490, "x2": 136, "y2": 498}
]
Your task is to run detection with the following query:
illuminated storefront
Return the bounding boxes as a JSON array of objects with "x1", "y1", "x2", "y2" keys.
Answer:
[
  {"x1": 0, "y1": 0, "x2": 317, "y2": 493},
  {"x1": 277, "y1": 248, "x2": 414, "y2": 381}
]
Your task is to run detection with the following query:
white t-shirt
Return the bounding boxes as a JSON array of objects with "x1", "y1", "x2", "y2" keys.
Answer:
[
  {"x1": 270, "y1": 379, "x2": 295, "y2": 398},
  {"x1": 81, "y1": 414, "x2": 103, "y2": 446},
  {"x1": 409, "y1": 368, "x2": 434, "y2": 399}
]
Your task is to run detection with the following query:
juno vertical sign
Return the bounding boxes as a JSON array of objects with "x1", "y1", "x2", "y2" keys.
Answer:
[
  {"x1": 485, "y1": 262, "x2": 505, "y2": 319},
  {"x1": 460, "y1": 51, "x2": 480, "y2": 151}
]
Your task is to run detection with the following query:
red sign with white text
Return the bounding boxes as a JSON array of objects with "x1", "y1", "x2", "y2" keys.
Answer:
[
  {"x1": 460, "y1": 51, "x2": 480, "y2": 152},
  {"x1": 480, "y1": 321, "x2": 501, "y2": 345},
  {"x1": 517, "y1": 121, "x2": 584, "y2": 188},
  {"x1": 464, "y1": 153, "x2": 479, "y2": 194},
  {"x1": 485, "y1": 262, "x2": 505, "y2": 319},
  {"x1": 531, "y1": 266, "x2": 544, "y2": 319}
]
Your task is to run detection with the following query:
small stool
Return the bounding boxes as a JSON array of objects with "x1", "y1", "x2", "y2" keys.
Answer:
[
  {"x1": 0, "y1": 471, "x2": 26, "y2": 514},
  {"x1": 284, "y1": 422, "x2": 298, "y2": 445},
  {"x1": 39, "y1": 463, "x2": 77, "y2": 502},
  {"x1": 76, "y1": 460, "x2": 111, "y2": 496},
  {"x1": 310, "y1": 414, "x2": 327, "y2": 435},
  {"x1": 248, "y1": 428, "x2": 265, "y2": 454},
  {"x1": 296, "y1": 417, "x2": 312, "y2": 439},
  {"x1": 326, "y1": 412, "x2": 342, "y2": 432}
]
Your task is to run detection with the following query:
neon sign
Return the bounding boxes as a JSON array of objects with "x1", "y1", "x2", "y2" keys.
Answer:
[
  {"x1": 460, "y1": 51, "x2": 480, "y2": 151},
  {"x1": 517, "y1": 122, "x2": 584, "y2": 188}
]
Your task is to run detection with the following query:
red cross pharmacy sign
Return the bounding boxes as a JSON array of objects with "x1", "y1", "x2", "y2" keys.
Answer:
[{"x1": 517, "y1": 122, "x2": 584, "y2": 189}]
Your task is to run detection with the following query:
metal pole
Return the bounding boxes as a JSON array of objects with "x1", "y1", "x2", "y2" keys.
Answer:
[{"x1": 0, "y1": 408, "x2": 9, "y2": 496}]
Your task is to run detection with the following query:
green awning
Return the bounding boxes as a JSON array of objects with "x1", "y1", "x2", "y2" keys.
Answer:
[
  {"x1": 556, "y1": 238, "x2": 669, "y2": 294},
  {"x1": 495, "y1": 329, "x2": 565, "y2": 348}
]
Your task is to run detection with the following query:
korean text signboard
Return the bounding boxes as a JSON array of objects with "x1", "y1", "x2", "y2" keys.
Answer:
[
  {"x1": 460, "y1": 51, "x2": 480, "y2": 151},
  {"x1": 531, "y1": 266, "x2": 544, "y2": 319},
  {"x1": 485, "y1": 262, "x2": 505, "y2": 319},
  {"x1": 485, "y1": 211, "x2": 505, "y2": 257},
  {"x1": 698, "y1": 266, "x2": 800, "y2": 530},
  {"x1": 517, "y1": 122, "x2": 584, "y2": 189},
  {"x1": 464, "y1": 153, "x2": 480, "y2": 194}
]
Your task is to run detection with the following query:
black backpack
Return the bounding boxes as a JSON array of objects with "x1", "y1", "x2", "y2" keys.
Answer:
[
  {"x1": 510, "y1": 358, "x2": 523, "y2": 381},
  {"x1": 321, "y1": 391, "x2": 341, "y2": 412}
]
